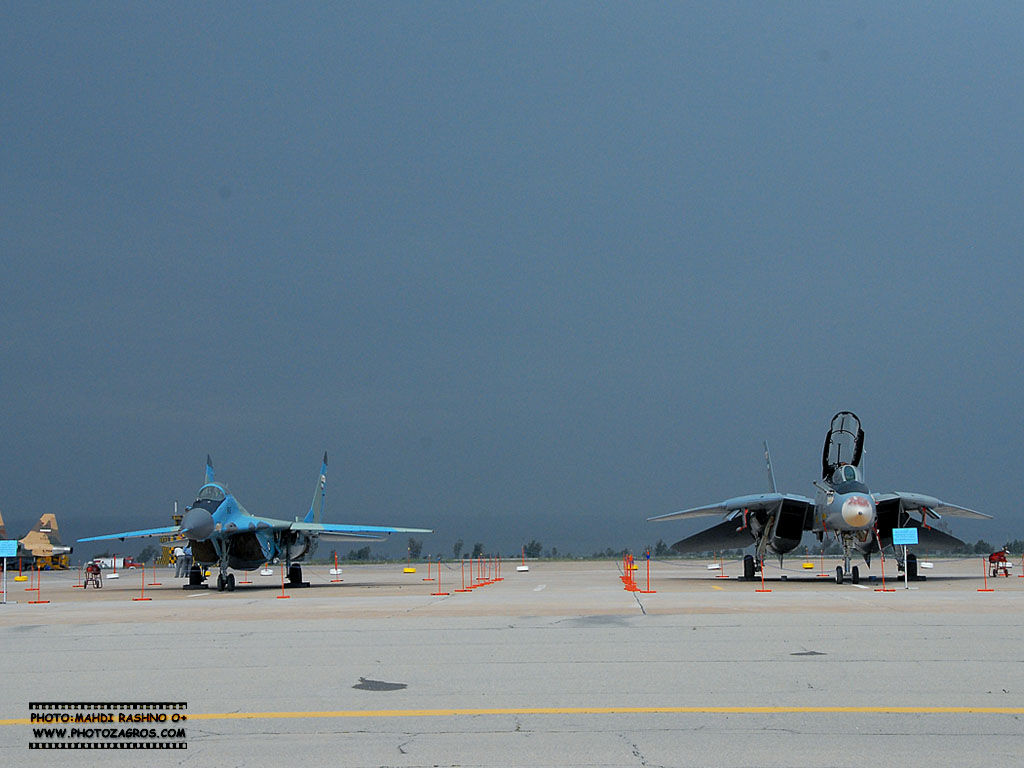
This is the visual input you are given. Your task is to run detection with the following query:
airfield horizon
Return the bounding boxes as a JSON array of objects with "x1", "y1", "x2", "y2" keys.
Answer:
[{"x1": 3, "y1": 557, "x2": 1022, "y2": 767}]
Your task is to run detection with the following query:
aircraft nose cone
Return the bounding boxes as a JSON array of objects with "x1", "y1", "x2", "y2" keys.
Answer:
[
  {"x1": 841, "y1": 495, "x2": 875, "y2": 529},
  {"x1": 180, "y1": 508, "x2": 215, "y2": 540}
]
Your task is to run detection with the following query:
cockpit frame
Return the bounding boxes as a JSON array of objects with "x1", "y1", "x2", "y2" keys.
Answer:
[{"x1": 822, "y1": 411, "x2": 865, "y2": 480}]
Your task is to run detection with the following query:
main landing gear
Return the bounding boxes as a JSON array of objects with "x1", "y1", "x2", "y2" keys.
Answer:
[
  {"x1": 183, "y1": 563, "x2": 208, "y2": 590},
  {"x1": 896, "y1": 552, "x2": 922, "y2": 581},
  {"x1": 285, "y1": 563, "x2": 309, "y2": 588},
  {"x1": 743, "y1": 554, "x2": 756, "y2": 581}
]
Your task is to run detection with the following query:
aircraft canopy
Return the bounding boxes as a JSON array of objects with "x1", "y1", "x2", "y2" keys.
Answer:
[{"x1": 197, "y1": 485, "x2": 225, "y2": 503}]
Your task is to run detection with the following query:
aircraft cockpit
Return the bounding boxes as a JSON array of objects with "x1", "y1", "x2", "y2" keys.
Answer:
[
  {"x1": 822, "y1": 411, "x2": 865, "y2": 480},
  {"x1": 833, "y1": 464, "x2": 860, "y2": 485},
  {"x1": 189, "y1": 484, "x2": 227, "y2": 512}
]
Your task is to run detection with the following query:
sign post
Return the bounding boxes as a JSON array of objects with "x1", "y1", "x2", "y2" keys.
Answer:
[
  {"x1": 892, "y1": 528, "x2": 919, "y2": 590},
  {"x1": 0, "y1": 540, "x2": 17, "y2": 605}
]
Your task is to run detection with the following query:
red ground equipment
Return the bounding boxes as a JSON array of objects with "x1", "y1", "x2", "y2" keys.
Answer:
[
  {"x1": 989, "y1": 549, "x2": 1011, "y2": 578},
  {"x1": 84, "y1": 562, "x2": 103, "y2": 588}
]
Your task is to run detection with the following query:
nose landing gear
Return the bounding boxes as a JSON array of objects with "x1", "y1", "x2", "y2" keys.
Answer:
[
  {"x1": 835, "y1": 565, "x2": 860, "y2": 584},
  {"x1": 216, "y1": 572, "x2": 235, "y2": 591},
  {"x1": 832, "y1": 534, "x2": 862, "y2": 584}
]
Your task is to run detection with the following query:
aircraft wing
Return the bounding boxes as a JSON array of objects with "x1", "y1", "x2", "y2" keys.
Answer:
[
  {"x1": 872, "y1": 492, "x2": 992, "y2": 520},
  {"x1": 872, "y1": 510, "x2": 970, "y2": 551},
  {"x1": 290, "y1": 522, "x2": 433, "y2": 542},
  {"x1": 78, "y1": 526, "x2": 181, "y2": 543},
  {"x1": 648, "y1": 493, "x2": 813, "y2": 522},
  {"x1": 912, "y1": 524, "x2": 970, "y2": 550},
  {"x1": 669, "y1": 516, "x2": 753, "y2": 554},
  {"x1": 304, "y1": 530, "x2": 389, "y2": 542}
]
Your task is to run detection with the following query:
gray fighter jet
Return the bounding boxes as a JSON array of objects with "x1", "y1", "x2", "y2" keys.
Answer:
[{"x1": 649, "y1": 412, "x2": 991, "y2": 583}]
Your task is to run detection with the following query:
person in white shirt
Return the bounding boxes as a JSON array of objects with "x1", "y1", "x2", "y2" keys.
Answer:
[{"x1": 173, "y1": 546, "x2": 187, "y2": 577}]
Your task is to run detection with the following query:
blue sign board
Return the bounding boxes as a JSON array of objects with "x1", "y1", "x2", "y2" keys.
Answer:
[
  {"x1": 0, "y1": 540, "x2": 17, "y2": 557},
  {"x1": 892, "y1": 528, "x2": 919, "y2": 546}
]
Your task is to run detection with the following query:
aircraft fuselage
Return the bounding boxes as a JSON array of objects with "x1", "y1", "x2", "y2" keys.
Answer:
[
  {"x1": 810, "y1": 464, "x2": 878, "y2": 559},
  {"x1": 181, "y1": 483, "x2": 317, "y2": 570}
]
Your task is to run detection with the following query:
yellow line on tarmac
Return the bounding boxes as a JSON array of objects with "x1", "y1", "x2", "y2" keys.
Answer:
[
  {"x1": 5, "y1": 706, "x2": 1024, "y2": 726},
  {"x1": 187, "y1": 706, "x2": 1024, "y2": 720}
]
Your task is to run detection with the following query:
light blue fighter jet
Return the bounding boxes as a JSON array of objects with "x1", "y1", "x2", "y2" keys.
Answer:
[
  {"x1": 79, "y1": 454, "x2": 432, "y2": 591},
  {"x1": 650, "y1": 412, "x2": 991, "y2": 584}
]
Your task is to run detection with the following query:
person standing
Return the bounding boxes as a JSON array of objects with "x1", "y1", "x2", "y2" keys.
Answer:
[{"x1": 173, "y1": 545, "x2": 186, "y2": 577}]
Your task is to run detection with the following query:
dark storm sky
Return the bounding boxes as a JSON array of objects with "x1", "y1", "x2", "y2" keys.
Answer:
[{"x1": 2, "y1": 2, "x2": 1022, "y2": 558}]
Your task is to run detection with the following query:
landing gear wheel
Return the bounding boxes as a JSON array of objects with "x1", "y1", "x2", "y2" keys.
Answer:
[
  {"x1": 226, "y1": 573, "x2": 235, "y2": 592},
  {"x1": 217, "y1": 574, "x2": 225, "y2": 592},
  {"x1": 288, "y1": 564, "x2": 302, "y2": 585},
  {"x1": 743, "y1": 554, "x2": 755, "y2": 581},
  {"x1": 835, "y1": 565, "x2": 844, "y2": 584},
  {"x1": 906, "y1": 553, "x2": 918, "y2": 580},
  {"x1": 188, "y1": 564, "x2": 204, "y2": 586},
  {"x1": 851, "y1": 566, "x2": 860, "y2": 584}
]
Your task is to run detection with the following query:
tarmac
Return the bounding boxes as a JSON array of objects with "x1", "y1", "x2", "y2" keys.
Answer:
[{"x1": 1, "y1": 556, "x2": 1022, "y2": 767}]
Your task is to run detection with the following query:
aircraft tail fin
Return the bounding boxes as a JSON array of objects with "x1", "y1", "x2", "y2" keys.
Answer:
[
  {"x1": 205, "y1": 455, "x2": 215, "y2": 485},
  {"x1": 764, "y1": 441, "x2": 777, "y2": 493},
  {"x1": 304, "y1": 452, "x2": 328, "y2": 524},
  {"x1": 37, "y1": 513, "x2": 62, "y2": 543},
  {"x1": 18, "y1": 514, "x2": 67, "y2": 556}
]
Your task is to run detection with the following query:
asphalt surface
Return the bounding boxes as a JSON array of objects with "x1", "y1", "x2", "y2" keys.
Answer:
[{"x1": 1, "y1": 557, "x2": 1022, "y2": 767}]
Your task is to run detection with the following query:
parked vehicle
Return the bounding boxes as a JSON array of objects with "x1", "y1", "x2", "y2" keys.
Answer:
[{"x1": 90, "y1": 556, "x2": 142, "y2": 570}]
